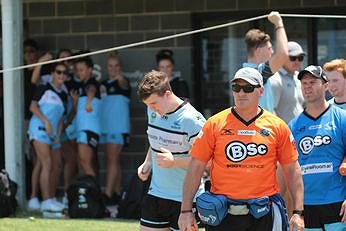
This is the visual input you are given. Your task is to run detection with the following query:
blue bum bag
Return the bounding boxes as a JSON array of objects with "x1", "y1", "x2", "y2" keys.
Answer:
[
  {"x1": 196, "y1": 191, "x2": 228, "y2": 226},
  {"x1": 196, "y1": 192, "x2": 272, "y2": 226}
]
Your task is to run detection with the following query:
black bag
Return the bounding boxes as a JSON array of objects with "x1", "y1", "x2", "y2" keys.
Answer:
[
  {"x1": 117, "y1": 174, "x2": 150, "y2": 219},
  {"x1": 67, "y1": 174, "x2": 106, "y2": 218},
  {"x1": 0, "y1": 169, "x2": 17, "y2": 217}
]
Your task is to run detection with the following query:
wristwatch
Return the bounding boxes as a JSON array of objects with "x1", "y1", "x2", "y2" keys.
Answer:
[{"x1": 292, "y1": 209, "x2": 304, "y2": 216}]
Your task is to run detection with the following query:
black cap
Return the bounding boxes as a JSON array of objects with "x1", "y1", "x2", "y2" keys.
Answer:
[{"x1": 297, "y1": 65, "x2": 328, "y2": 82}]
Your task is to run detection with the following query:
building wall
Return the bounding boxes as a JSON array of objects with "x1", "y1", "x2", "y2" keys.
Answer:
[{"x1": 22, "y1": 0, "x2": 346, "y2": 188}]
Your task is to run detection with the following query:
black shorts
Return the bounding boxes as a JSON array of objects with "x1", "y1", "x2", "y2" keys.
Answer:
[
  {"x1": 304, "y1": 202, "x2": 344, "y2": 228},
  {"x1": 205, "y1": 209, "x2": 273, "y2": 231},
  {"x1": 78, "y1": 130, "x2": 99, "y2": 151},
  {"x1": 140, "y1": 194, "x2": 200, "y2": 230}
]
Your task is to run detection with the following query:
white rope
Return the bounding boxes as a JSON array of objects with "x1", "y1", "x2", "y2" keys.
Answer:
[{"x1": 1, "y1": 13, "x2": 346, "y2": 74}]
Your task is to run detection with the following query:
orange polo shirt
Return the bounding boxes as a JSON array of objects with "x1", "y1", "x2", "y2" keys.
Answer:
[{"x1": 190, "y1": 107, "x2": 298, "y2": 199}]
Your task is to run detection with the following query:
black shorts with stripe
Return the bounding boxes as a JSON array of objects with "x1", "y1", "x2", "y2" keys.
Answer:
[
  {"x1": 140, "y1": 194, "x2": 200, "y2": 230},
  {"x1": 304, "y1": 201, "x2": 344, "y2": 228}
]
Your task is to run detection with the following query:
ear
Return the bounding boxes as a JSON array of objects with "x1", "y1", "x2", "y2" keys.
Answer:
[
  {"x1": 165, "y1": 90, "x2": 172, "y2": 95},
  {"x1": 258, "y1": 86, "x2": 264, "y2": 97},
  {"x1": 323, "y1": 81, "x2": 329, "y2": 92}
]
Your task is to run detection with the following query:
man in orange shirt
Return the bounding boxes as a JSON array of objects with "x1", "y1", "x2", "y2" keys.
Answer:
[{"x1": 178, "y1": 67, "x2": 304, "y2": 231}]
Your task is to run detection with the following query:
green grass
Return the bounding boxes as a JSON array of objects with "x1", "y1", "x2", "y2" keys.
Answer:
[{"x1": 0, "y1": 208, "x2": 140, "y2": 231}]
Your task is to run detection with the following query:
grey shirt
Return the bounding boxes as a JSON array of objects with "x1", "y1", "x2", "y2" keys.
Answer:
[{"x1": 270, "y1": 68, "x2": 304, "y2": 123}]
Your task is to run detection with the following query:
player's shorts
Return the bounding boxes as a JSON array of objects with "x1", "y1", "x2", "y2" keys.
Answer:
[
  {"x1": 140, "y1": 194, "x2": 200, "y2": 231},
  {"x1": 28, "y1": 126, "x2": 61, "y2": 149},
  {"x1": 59, "y1": 130, "x2": 68, "y2": 142},
  {"x1": 206, "y1": 207, "x2": 273, "y2": 231},
  {"x1": 99, "y1": 133, "x2": 124, "y2": 145},
  {"x1": 65, "y1": 123, "x2": 77, "y2": 140},
  {"x1": 76, "y1": 130, "x2": 99, "y2": 151},
  {"x1": 304, "y1": 202, "x2": 346, "y2": 230}
]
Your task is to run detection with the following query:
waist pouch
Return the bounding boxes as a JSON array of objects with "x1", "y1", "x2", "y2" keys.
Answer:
[
  {"x1": 196, "y1": 191, "x2": 228, "y2": 226},
  {"x1": 247, "y1": 196, "x2": 271, "y2": 219}
]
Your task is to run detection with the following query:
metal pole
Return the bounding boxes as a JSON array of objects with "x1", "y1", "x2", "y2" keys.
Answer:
[{"x1": 1, "y1": 0, "x2": 25, "y2": 207}]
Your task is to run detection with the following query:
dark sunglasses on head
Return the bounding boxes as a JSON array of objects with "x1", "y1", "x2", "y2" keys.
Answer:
[
  {"x1": 289, "y1": 55, "x2": 304, "y2": 62},
  {"x1": 231, "y1": 84, "x2": 260, "y2": 93},
  {"x1": 55, "y1": 69, "x2": 68, "y2": 75}
]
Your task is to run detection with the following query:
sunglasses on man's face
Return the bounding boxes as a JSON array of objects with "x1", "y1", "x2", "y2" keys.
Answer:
[
  {"x1": 231, "y1": 84, "x2": 260, "y2": 93},
  {"x1": 289, "y1": 55, "x2": 304, "y2": 62},
  {"x1": 55, "y1": 69, "x2": 68, "y2": 75}
]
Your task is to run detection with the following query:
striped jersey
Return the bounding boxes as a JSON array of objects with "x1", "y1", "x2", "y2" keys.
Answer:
[{"x1": 147, "y1": 101, "x2": 205, "y2": 202}]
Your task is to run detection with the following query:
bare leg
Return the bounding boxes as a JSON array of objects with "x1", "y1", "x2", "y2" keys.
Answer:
[
  {"x1": 30, "y1": 149, "x2": 41, "y2": 199},
  {"x1": 61, "y1": 140, "x2": 78, "y2": 190},
  {"x1": 105, "y1": 143, "x2": 123, "y2": 197},
  {"x1": 32, "y1": 141, "x2": 52, "y2": 200},
  {"x1": 78, "y1": 143, "x2": 97, "y2": 176},
  {"x1": 50, "y1": 147, "x2": 62, "y2": 198}
]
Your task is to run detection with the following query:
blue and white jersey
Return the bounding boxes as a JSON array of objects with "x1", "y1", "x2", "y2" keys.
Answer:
[
  {"x1": 147, "y1": 101, "x2": 206, "y2": 202},
  {"x1": 289, "y1": 105, "x2": 346, "y2": 205},
  {"x1": 100, "y1": 78, "x2": 131, "y2": 134},
  {"x1": 242, "y1": 62, "x2": 274, "y2": 113},
  {"x1": 75, "y1": 77, "x2": 101, "y2": 134},
  {"x1": 28, "y1": 82, "x2": 67, "y2": 138},
  {"x1": 328, "y1": 97, "x2": 346, "y2": 110}
]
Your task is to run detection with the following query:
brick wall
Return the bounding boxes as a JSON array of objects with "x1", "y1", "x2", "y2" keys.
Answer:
[{"x1": 22, "y1": 0, "x2": 345, "y2": 189}]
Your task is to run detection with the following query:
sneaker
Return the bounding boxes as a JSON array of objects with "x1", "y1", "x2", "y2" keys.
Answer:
[
  {"x1": 62, "y1": 195, "x2": 68, "y2": 208},
  {"x1": 52, "y1": 198, "x2": 65, "y2": 210},
  {"x1": 41, "y1": 199, "x2": 64, "y2": 212},
  {"x1": 42, "y1": 211, "x2": 65, "y2": 218},
  {"x1": 28, "y1": 197, "x2": 41, "y2": 211}
]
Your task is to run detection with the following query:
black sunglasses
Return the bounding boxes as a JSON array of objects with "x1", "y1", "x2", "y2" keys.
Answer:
[
  {"x1": 289, "y1": 55, "x2": 304, "y2": 62},
  {"x1": 55, "y1": 69, "x2": 68, "y2": 75},
  {"x1": 231, "y1": 84, "x2": 260, "y2": 93}
]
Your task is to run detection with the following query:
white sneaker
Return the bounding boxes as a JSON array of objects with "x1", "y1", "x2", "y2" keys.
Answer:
[
  {"x1": 52, "y1": 198, "x2": 65, "y2": 210},
  {"x1": 28, "y1": 197, "x2": 41, "y2": 211},
  {"x1": 62, "y1": 195, "x2": 68, "y2": 208},
  {"x1": 41, "y1": 199, "x2": 64, "y2": 212},
  {"x1": 42, "y1": 211, "x2": 65, "y2": 218}
]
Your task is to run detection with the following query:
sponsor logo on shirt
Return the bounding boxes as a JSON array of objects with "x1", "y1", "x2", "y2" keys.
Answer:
[
  {"x1": 308, "y1": 125, "x2": 322, "y2": 130},
  {"x1": 171, "y1": 121, "x2": 181, "y2": 129},
  {"x1": 298, "y1": 135, "x2": 331, "y2": 154},
  {"x1": 324, "y1": 121, "x2": 336, "y2": 130},
  {"x1": 237, "y1": 130, "x2": 256, "y2": 136},
  {"x1": 300, "y1": 162, "x2": 333, "y2": 175},
  {"x1": 221, "y1": 128, "x2": 234, "y2": 135},
  {"x1": 259, "y1": 128, "x2": 270, "y2": 137},
  {"x1": 225, "y1": 141, "x2": 268, "y2": 162}
]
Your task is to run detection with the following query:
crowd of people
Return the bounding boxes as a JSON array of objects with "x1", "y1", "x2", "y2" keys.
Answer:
[
  {"x1": 136, "y1": 11, "x2": 346, "y2": 231},
  {"x1": 23, "y1": 40, "x2": 132, "y2": 214},
  {"x1": 0, "y1": 9, "x2": 344, "y2": 231}
]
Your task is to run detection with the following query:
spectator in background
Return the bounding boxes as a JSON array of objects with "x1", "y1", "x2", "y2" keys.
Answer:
[
  {"x1": 289, "y1": 65, "x2": 346, "y2": 230},
  {"x1": 270, "y1": 41, "x2": 305, "y2": 123},
  {"x1": 270, "y1": 41, "x2": 305, "y2": 218},
  {"x1": 74, "y1": 56, "x2": 101, "y2": 177},
  {"x1": 156, "y1": 49, "x2": 190, "y2": 100},
  {"x1": 100, "y1": 53, "x2": 131, "y2": 205},
  {"x1": 324, "y1": 59, "x2": 346, "y2": 110},
  {"x1": 23, "y1": 38, "x2": 40, "y2": 120},
  {"x1": 56, "y1": 49, "x2": 80, "y2": 205},
  {"x1": 27, "y1": 62, "x2": 68, "y2": 213},
  {"x1": 243, "y1": 11, "x2": 288, "y2": 112}
]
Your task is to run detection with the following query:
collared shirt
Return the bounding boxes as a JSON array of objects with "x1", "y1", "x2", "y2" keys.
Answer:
[{"x1": 270, "y1": 68, "x2": 304, "y2": 123}]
